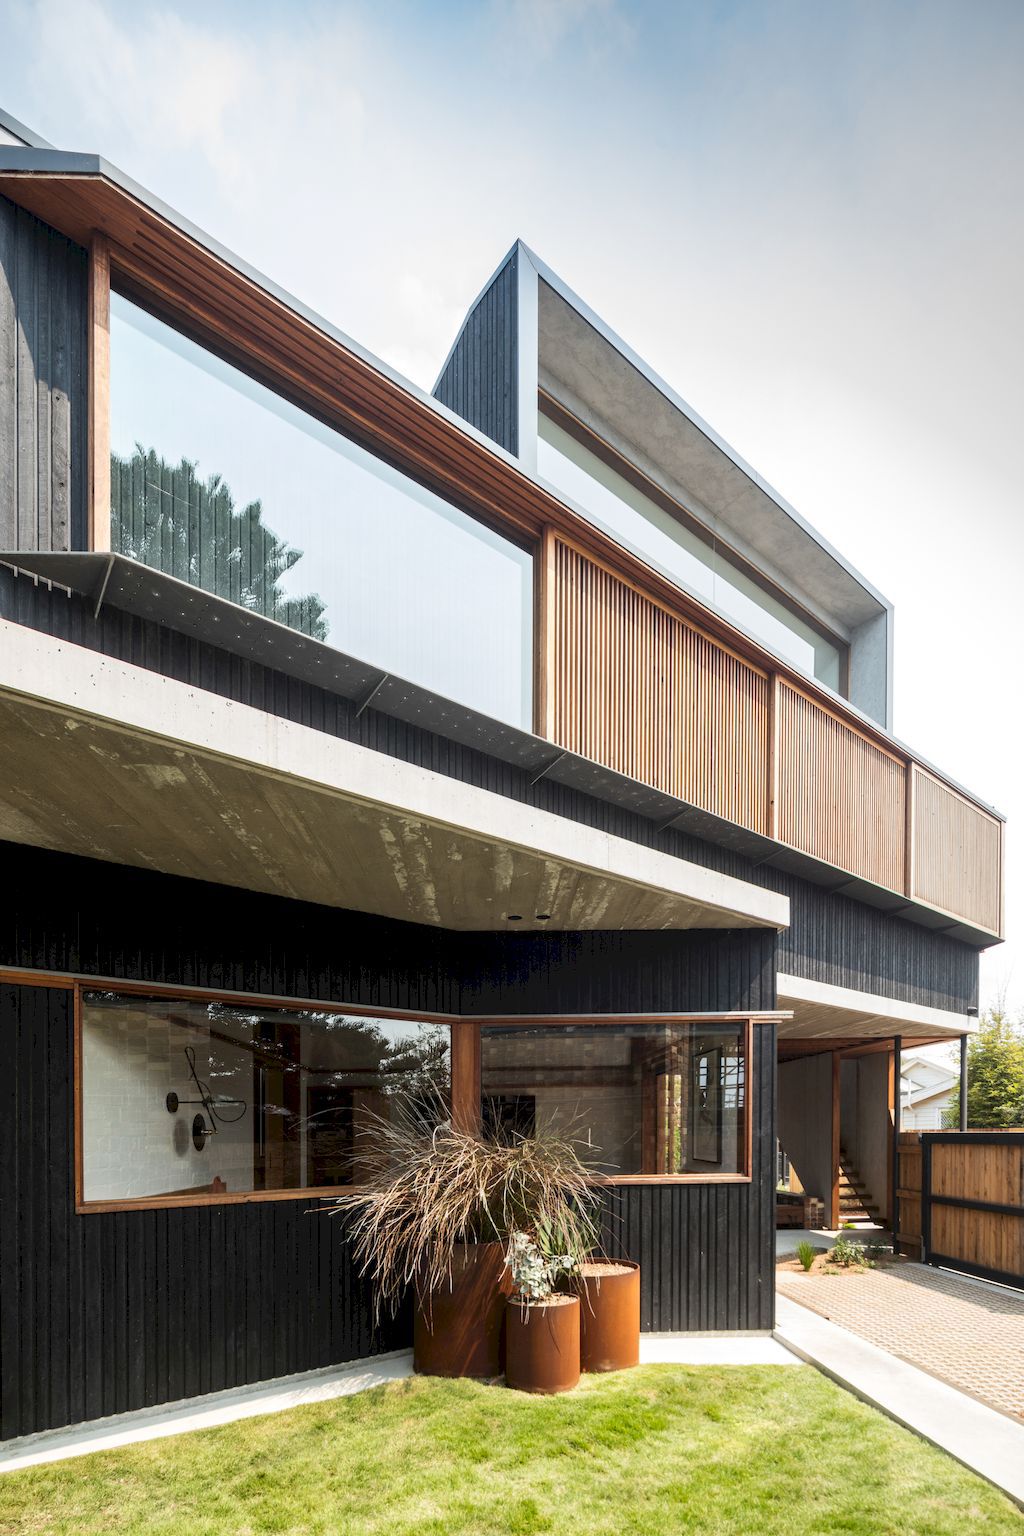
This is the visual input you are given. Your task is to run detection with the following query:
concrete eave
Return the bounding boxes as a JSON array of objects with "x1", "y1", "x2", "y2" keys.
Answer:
[
  {"x1": 0, "y1": 621, "x2": 789, "y2": 934},
  {"x1": 776, "y1": 973, "x2": 976, "y2": 1043}
]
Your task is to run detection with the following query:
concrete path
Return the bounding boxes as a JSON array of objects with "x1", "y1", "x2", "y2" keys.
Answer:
[
  {"x1": 778, "y1": 1260, "x2": 1024, "y2": 1418},
  {"x1": 0, "y1": 1333, "x2": 798, "y2": 1473},
  {"x1": 776, "y1": 1292, "x2": 1024, "y2": 1510},
  {"x1": 0, "y1": 1350, "x2": 414, "y2": 1475},
  {"x1": 640, "y1": 1333, "x2": 799, "y2": 1366}
]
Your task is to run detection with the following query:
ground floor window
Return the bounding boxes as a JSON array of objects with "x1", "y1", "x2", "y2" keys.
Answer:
[
  {"x1": 480, "y1": 1019, "x2": 749, "y2": 1179},
  {"x1": 78, "y1": 990, "x2": 450, "y2": 1206}
]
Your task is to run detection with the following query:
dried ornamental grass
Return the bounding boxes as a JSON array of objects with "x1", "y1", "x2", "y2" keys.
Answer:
[{"x1": 328, "y1": 1094, "x2": 600, "y2": 1321}]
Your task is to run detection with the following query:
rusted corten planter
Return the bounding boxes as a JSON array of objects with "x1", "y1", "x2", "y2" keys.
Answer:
[
  {"x1": 504, "y1": 1295, "x2": 580, "y2": 1394},
  {"x1": 413, "y1": 1241, "x2": 511, "y2": 1378},
  {"x1": 577, "y1": 1260, "x2": 640, "y2": 1373}
]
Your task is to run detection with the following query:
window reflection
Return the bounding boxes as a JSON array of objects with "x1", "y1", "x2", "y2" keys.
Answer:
[
  {"x1": 80, "y1": 991, "x2": 450, "y2": 1203},
  {"x1": 480, "y1": 1021, "x2": 746, "y2": 1177},
  {"x1": 109, "y1": 295, "x2": 534, "y2": 728}
]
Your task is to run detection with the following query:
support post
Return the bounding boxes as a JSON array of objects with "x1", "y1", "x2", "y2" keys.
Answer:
[
  {"x1": 960, "y1": 1033, "x2": 969, "y2": 1130},
  {"x1": 891, "y1": 1034, "x2": 902, "y2": 1248},
  {"x1": 830, "y1": 1050, "x2": 841, "y2": 1230}
]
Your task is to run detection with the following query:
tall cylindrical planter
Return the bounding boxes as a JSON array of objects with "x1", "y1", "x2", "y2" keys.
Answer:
[
  {"x1": 577, "y1": 1260, "x2": 640, "y2": 1373},
  {"x1": 413, "y1": 1242, "x2": 511, "y2": 1378},
  {"x1": 505, "y1": 1296, "x2": 580, "y2": 1394}
]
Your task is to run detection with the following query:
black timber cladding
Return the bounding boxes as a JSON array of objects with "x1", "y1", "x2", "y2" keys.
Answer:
[
  {"x1": 0, "y1": 196, "x2": 88, "y2": 554},
  {"x1": 1, "y1": 843, "x2": 775, "y2": 1438},
  {"x1": 0, "y1": 564, "x2": 980, "y2": 1016},
  {"x1": 433, "y1": 248, "x2": 518, "y2": 455}
]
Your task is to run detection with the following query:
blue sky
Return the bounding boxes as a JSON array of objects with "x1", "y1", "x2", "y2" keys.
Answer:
[{"x1": 2, "y1": 0, "x2": 1022, "y2": 1013}]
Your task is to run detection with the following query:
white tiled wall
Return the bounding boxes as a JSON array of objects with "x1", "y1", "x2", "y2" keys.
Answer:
[{"x1": 82, "y1": 1006, "x2": 254, "y2": 1201}]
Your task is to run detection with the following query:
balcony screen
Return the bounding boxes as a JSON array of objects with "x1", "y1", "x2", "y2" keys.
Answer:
[
  {"x1": 538, "y1": 411, "x2": 843, "y2": 693},
  {"x1": 481, "y1": 1020, "x2": 747, "y2": 1177},
  {"x1": 80, "y1": 990, "x2": 450, "y2": 1204},
  {"x1": 109, "y1": 295, "x2": 533, "y2": 728}
]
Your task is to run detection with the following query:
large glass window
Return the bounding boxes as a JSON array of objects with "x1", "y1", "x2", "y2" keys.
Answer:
[
  {"x1": 537, "y1": 411, "x2": 844, "y2": 693},
  {"x1": 109, "y1": 295, "x2": 534, "y2": 728},
  {"x1": 480, "y1": 1020, "x2": 747, "y2": 1178},
  {"x1": 80, "y1": 991, "x2": 450, "y2": 1204}
]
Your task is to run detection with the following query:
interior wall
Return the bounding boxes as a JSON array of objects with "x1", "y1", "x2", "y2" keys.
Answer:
[
  {"x1": 81, "y1": 1008, "x2": 253, "y2": 1201},
  {"x1": 778, "y1": 1054, "x2": 833, "y2": 1205}
]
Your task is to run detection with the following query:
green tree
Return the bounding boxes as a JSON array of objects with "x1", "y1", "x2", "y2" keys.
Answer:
[
  {"x1": 946, "y1": 1007, "x2": 1024, "y2": 1128},
  {"x1": 111, "y1": 445, "x2": 328, "y2": 640}
]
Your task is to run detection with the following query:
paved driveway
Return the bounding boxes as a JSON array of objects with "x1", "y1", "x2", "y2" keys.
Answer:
[{"x1": 777, "y1": 1261, "x2": 1024, "y2": 1420}]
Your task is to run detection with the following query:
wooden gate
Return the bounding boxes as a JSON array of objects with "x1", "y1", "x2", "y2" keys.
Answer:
[{"x1": 917, "y1": 1132, "x2": 1024, "y2": 1289}]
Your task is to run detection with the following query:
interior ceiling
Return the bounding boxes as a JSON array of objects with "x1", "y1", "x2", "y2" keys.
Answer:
[{"x1": 0, "y1": 688, "x2": 775, "y2": 934}]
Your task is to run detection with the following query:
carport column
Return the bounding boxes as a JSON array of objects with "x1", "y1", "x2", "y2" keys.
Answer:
[
  {"x1": 830, "y1": 1050, "x2": 841, "y2": 1230},
  {"x1": 960, "y1": 1033, "x2": 969, "y2": 1130},
  {"x1": 891, "y1": 1035, "x2": 902, "y2": 1247}
]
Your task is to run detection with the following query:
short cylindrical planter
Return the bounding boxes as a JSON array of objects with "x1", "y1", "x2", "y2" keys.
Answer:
[
  {"x1": 577, "y1": 1260, "x2": 640, "y2": 1373},
  {"x1": 414, "y1": 1242, "x2": 511, "y2": 1378},
  {"x1": 505, "y1": 1295, "x2": 580, "y2": 1394}
]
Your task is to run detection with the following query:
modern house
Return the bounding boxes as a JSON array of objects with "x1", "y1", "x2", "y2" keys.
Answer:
[
  {"x1": 0, "y1": 106, "x2": 1005, "y2": 1442},
  {"x1": 900, "y1": 1053, "x2": 960, "y2": 1131}
]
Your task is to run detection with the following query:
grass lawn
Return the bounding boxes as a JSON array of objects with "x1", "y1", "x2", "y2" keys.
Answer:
[{"x1": 1, "y1": 1365, "x2": 1020, "y2": 1536}]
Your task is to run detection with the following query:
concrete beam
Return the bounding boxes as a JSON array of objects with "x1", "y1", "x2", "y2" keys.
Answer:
[
  {"x1": 0, "y1": 621, "x2": 790, "y2": 934},
  {"x1": 776, "y1": 972, "x2": 976, "y2": 1041}
]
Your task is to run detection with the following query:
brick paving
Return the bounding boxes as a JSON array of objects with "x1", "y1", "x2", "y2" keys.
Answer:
[{"x1": 777, "y1": 1261, "x2": 1024, "y2": 1419}]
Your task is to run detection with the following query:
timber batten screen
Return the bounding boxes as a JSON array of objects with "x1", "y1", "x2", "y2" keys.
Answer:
[
  {"x1": 776, "y1": 681, "x2": 907, "y2": 894},
  {"x1": 911, "y1": 768, "x2": 1002, "y2": 938},
  {"x1": 549, "y1": 537, "x2": 772, "y2": 835}
]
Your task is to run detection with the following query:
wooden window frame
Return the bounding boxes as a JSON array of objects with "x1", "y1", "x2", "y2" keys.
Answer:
[{"x1": 59, "y1": 976, "x2": 763, "y2": 1212}]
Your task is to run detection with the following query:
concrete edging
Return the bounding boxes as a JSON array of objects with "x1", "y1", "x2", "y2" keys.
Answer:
[{"x1": 775, "y1": 1293, "x2": 1024, "y2": 1510}]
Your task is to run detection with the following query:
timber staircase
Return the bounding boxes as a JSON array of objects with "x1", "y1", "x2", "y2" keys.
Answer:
[{"x1": 838, "y1": 1147, "x2": 881, "y2": 1228}]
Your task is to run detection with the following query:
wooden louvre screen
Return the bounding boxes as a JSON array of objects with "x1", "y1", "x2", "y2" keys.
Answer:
[
  {"x1": 549, "y1": 538, "x2": 771, "y2": 836},
  {"x1": 912, "y1": 767, "x2": 1002, "y2": 937},
  {"x1": 775, "y1": 681, "x2": 907, "y2": 892}
]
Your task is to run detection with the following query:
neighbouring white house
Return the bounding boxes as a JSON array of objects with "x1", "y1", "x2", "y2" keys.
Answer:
[{"x1": 900, "y1": 1052, "x2": 960, "y2": 1130}]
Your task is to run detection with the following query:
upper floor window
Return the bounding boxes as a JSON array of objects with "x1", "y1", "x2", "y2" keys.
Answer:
[
  {"x1": 108, "y1": 295, "x2": 534, "y2": 729},
  {"x1": 537, "y1": 408, "x2": 845, "y2": 694}
]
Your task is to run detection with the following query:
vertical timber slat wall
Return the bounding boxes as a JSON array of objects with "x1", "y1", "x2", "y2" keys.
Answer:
[
  {"x1": 911, "y1": 766, "x2": 1002, "y2": 937},
  {"x1": 550, "y1": 538, "x2": 772, "y2": 836},
  {"x1": 433, "y1": 249, "x2": 518, "y2": 456},
  {"x1": 0, "y1": 195, "x2": 88, "y2": 553},
  {"x1": 464, "y1": 926, "x2": 778, "y2": 1334},
  {"x1": 775, "y1": 681, "x2": 906, "y2": 893}
]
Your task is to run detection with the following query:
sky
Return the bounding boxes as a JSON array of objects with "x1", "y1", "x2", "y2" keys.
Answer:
[{"x1": 2, "y1": 0, "x2": 1022, "y2": 1014}]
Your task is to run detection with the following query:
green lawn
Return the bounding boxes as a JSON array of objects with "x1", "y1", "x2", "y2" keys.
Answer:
[{"x1": 0, "y1": 1365, "x2": 1020, "y2": 1536}]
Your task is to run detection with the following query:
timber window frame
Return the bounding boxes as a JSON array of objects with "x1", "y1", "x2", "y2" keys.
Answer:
[{"x1": 60, "y1": 977, "x2": 762, "y2": 1213}]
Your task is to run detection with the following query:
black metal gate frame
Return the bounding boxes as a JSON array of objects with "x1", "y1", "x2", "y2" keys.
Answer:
[{"x1": 921, "y1": 1131, "x2": 1024, "y2": 1291}]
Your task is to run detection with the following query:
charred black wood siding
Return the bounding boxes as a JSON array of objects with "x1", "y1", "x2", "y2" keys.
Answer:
[
  {"x1": 0, "y1": 982, "x2": 402, "y2": 1442},
  {"x1": 433, "y1": 249, "x2": 518, "y2": 455},
  {"x1": 1, "y1": 844, "x2": 777, "y2": 1436},
  {"x1": 0, "y1": 566, "x2": 979, "y2": 1016},
  {"x1": 467, "y1": 930, "x2": 777, "y2": 1333},
  {"x1": 601, "y1": 1029, "x2": 776, "y2": 1332},
  {"x1": 0, "y1": 196, "x2": 88, "y2": 555}
]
